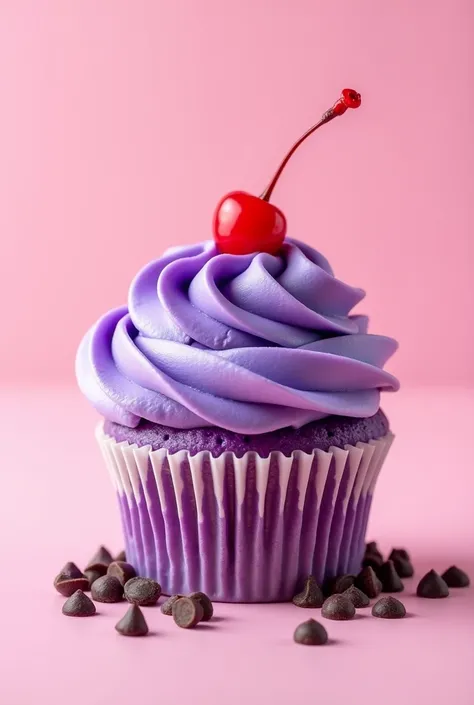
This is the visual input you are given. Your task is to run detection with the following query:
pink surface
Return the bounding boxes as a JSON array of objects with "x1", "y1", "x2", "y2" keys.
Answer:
[
  {"x1": 0, "y1": 0, "x2": 473, "y2": 387},
  {"x1": 1, "y1": 387, "x2": 473, "y2": 704}
]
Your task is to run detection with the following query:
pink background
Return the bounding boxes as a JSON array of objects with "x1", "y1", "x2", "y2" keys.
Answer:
[
  {"x1": 0, "y1": 3, "x2": 473, "y2": 704},
  {"x1": 0, "y1": 0, "x2": 473, "y2": 387}
]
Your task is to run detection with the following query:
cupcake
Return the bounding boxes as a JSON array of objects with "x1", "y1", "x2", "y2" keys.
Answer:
[{"x1": 76, "y1": 89, "x2": 399, "y2": 602}]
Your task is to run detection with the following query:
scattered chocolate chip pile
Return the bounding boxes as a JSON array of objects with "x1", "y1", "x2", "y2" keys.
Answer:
[
  {"x1": 54, "y1": 542, "x2": 471, "y2": 644},
  {"x1": 290, "y1": 541, "x2": 471, "y2": 644},
  {"x1": 54, "y1": 546, "x2": 215, "y2": 637}
]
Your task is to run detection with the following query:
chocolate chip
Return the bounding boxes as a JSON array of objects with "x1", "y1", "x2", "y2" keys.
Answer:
[
  {"x1": 172, "y1": 597, "x2": 204, "y2": 628},
  {"x1": 391, "y1": 556, "x2": 414, "y2": 578},
  {"x1": 62, "y1": 590, "x2": 96, "y2": 617},
  {"x1": 362, "y1": 553, "x2": 384, "y2": 570},
  {"x1": 342, "y1": 585, "x2": 370, "y2": 608},
  {"x1": 115, "y1": 550, "x2": 126, "y2": 562},
  {"x1": 57, "y1": 562, "x2": 84, "y2": 579},
  {"x1": 85, "y1": 545, "x2": 114, "y2": 572},
  {"x1": 91, "y1": 575, "x2": 124, "y2": 603},
  {"x1": 372, "y1": 596, "x2": 406, "y2": 619},
  {"x1": 389, "y1": 549, "x2": 414, "y2": 578},
  {"x1": 293, "y1": 619, "x2": 328, "y2": 645},
  {"x1": 160, "y1": 594, "x2": 185, "y2": 616},
  {"x1": 366, "y1": 541, "x2": 384, "y2": 562},
  {"x1": 330, "y1": 574, "x2": 356, "y2": 595},
  {"x1": 441, "y1": 566, "x2": 470, "y2": 588},
  {"x1": 115, "y1": 604, "x2": 149, "y2": 636},
  {"x1": 54, "y1": 562, "x2": 89, "y2": 596},
  {"x1": 54, "y1": 575, "x2": 90, "y2": 597},
  {"x1": 124, "y1": 577, "x2": 161, "y2": 606},
  {"x1": 92, "y1": 545, "x2": 114, "y2": 564},
  {"x1": 107, "y1": 561, "x2": 136, "y2": 586},
  {"x1": 389, "y1": 547, "x2": 410, "y2": 562},
  {"x1": 355, "y1": 566, "x2": 382, "y2": 598},
  {"x1": 321, "y1": 594, "x2": 355, "y2": 621},
  {"x1": 377, "y1": 560, "x2": 404, "y2": 593},
  {"x1": 189, "y1": 591, "x2": 214, "y2": 621},
  {"x1": 416, "y1": 570, "x2": 449, "y2": 598},
  {"x1": 84, "y1": 569, "x2": 103, "y2": 590},
  {"x1": 84, "y1": 564, "x2": 108, "y2": 579},
  {"x1": 292, "y1": 576, "x2": 324, "y2": 608}
]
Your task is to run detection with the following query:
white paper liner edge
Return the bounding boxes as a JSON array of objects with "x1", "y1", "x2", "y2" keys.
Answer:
[{"x1": 96, "y1": 423, "x2": 394, "y2": 520}]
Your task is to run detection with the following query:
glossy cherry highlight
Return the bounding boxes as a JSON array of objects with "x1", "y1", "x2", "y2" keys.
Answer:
[{"x1": 213, "y1": 89, "x2": 361, "y2": 256}]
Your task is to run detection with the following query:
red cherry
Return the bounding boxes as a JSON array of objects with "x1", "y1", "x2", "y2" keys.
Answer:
[
  {"x1": 342, "y1": 88, "x2": 362, "y2": 109},
  {"x1": 213, "y1": 191, "x2": 286, "y2": 256},
  {"x1": 213, "y1": 89, "x2": 361, "y2": 255}
]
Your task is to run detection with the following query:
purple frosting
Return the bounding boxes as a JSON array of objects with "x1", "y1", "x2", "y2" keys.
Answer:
[{"x1": 76, "y1": 239, "x2": 399, "y2": 434}]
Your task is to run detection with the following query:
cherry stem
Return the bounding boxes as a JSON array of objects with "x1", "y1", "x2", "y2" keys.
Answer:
[{"x1": 260, "y1": 108, "x2": 339, "y2": 203}]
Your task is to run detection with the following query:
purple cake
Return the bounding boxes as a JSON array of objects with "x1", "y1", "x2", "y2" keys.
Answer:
[{"x1": 76, "y1": 89, "x2": 399, "y2": 601}]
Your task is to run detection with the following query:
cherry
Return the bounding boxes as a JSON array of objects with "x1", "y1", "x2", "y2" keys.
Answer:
[
  {"x1": 213, "y1": 89, "x2": 361, "y2": 256},
  {"x1": 213, "y1": 192, "x2": 286, "y2": 256}
]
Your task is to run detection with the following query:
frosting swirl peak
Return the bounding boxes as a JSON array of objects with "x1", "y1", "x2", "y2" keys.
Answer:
[{"x1": 76, "y1": 239, "x2": 398, "y2": 433}]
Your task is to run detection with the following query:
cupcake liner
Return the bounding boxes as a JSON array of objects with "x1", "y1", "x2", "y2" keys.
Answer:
[{"x1": 96, "y1": 424, "x2": 394, "y2": 602}]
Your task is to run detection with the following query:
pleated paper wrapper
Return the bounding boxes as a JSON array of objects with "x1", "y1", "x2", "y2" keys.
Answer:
[{"x1": 97, "y1": 424, "x2": 394, "y2": 602}]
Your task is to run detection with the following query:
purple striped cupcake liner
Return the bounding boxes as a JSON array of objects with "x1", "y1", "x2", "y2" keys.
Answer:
[{"x1": 96, "y1": 424, "x2": 394, "y2": 603}]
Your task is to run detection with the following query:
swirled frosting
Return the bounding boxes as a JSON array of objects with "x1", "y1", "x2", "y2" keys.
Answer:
[{"x1": 76, "y1": 239, "x2": 399, "y2": 434}]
